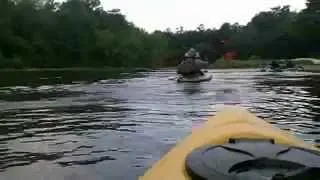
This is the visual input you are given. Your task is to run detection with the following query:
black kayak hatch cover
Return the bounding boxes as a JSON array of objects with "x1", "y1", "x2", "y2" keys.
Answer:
[{"x1": 185, "y1": 138, "x2": 320, "y2": 180}]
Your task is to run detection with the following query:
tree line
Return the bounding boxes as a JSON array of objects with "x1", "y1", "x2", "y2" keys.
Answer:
[{"x1": 0, "y1": 0, "x2": 319, "y2": 68}]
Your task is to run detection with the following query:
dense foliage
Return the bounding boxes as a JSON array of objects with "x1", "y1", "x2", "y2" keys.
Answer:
[{"x1": 0, "y1": 0, "x2": 319, "y2": 68}]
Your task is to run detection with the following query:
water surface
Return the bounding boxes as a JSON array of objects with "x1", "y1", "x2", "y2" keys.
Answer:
[{"x1": 0, "y1": 69, "x2": 319, "y2": 180}]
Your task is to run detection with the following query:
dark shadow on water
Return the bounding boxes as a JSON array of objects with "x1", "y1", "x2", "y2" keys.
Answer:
[
  {"x1": 0, "y1": 88, "x2": 84, "y2": 101},
  {"x1": 0, "y1": 69, "x2": 150, "y2": 102},
  {"x1": 0, "y1": 69, "x2": 148, "y2": 87}
]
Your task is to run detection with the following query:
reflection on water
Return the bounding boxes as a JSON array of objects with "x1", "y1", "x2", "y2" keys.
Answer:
[
  {"x1": 180, "y1": 83, "x2": 204, "y2": 95},
  {"x1": 0, "y1": 69, "x2": 320, "y2": 179}
]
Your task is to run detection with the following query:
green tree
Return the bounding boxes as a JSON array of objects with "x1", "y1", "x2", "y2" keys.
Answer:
[
  {"x1": 0, "y1": 0, "x2": 319, "y2": 69},
  {"x1": 306, "y1": 0, "x2": 320, "y2": 11}
]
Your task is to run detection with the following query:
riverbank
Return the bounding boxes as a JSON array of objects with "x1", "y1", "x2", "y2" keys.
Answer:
[
  {"x1": 208, "y1": 58, "x2": 320, "y2": 71},
  {"x1": 1, "y1": 59, "x2": 320, "y2": 72}
]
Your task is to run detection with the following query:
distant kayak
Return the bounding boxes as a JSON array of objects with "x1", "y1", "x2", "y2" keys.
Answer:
[
  {"x1": 177, "y1": 74, "x2": 212, "y2": 83},
  {"x1": 140, "y1": 106, "x2": 320, "y2": 180}
]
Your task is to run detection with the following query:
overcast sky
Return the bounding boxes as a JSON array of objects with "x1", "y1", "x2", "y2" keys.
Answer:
[{"x1": 100, "y1": 0, "x2": 306, "y2": 32}]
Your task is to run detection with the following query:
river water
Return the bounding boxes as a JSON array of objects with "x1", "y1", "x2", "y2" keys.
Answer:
[{"x1": 0, "y1": 69, "x2": 319, "y2": 180}]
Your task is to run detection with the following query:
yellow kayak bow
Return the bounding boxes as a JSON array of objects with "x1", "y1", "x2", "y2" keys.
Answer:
[{"x1": 140, "y1": 106, "x2": 320, "y2": 180}]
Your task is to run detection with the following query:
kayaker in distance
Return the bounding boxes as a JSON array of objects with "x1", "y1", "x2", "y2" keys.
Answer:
[{"x1": 176, "y1": 48, "x2": 208, "y2": 77}]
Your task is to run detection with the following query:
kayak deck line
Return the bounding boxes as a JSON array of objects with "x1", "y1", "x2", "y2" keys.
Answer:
[{"x1": 139, "y1": 106, "x2": 319, "y2": 180}]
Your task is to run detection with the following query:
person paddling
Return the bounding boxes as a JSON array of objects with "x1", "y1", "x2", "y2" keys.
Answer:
[{"x1": 177, "y1": 48, "x2": 206, "y2": 77}]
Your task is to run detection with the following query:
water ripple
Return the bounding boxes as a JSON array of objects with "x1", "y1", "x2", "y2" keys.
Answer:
[{"x1": 0, "y1": 69, "x2": 319, "y2": 179}]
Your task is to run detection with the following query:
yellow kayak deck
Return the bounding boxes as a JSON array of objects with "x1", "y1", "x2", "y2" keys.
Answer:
[{"x1": 140, "y1": 106, "x2": 319, "y2": 180}]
